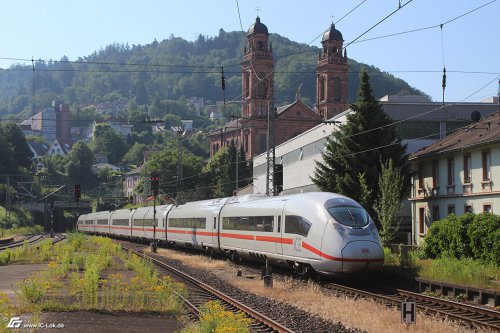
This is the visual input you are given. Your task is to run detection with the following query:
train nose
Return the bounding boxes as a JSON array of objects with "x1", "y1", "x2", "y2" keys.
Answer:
[{"x1": 341, "y1": 240, "x2": 384, "y2": 273}]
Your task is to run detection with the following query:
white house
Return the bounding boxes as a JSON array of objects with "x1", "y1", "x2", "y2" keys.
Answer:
[
  {"x1": 47, "y1": 139, "x2": 72, "y2": 157},
  {"x1": 409, "y1": 110, "x2": 500, "y2": 244}
]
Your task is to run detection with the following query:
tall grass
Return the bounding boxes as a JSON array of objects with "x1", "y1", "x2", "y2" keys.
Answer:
[{"x1": 418, "y1": 256, "x2": 500, "y2": 289}]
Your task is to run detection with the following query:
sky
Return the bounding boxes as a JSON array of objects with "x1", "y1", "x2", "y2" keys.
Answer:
[{"x1": 0, "y1": 0, "x2": 498, "y2": 103}]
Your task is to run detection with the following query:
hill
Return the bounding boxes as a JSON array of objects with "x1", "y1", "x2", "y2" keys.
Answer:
[{"x1": 0, "y1": 29, "x2": 427, "y2": 119}]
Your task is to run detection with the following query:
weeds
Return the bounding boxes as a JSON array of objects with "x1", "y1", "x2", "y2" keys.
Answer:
[
  {"x1": 198, "y1": 301, "x2": 251, "y2": 333},
  {"x1": 419, "y1": 256, "x2": 500, "y2": 289}
]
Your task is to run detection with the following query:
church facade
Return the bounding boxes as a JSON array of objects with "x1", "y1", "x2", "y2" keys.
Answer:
[{"x1": 209, "y1": 17, "x2": 349, "y2": 159}]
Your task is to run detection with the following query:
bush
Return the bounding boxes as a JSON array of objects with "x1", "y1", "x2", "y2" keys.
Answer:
[
  {"x1": 467, "y1": 213, "x2": 500, "y2": 266},
  {"x1": 421, "y1": 212, "x2": 500, "y2": 266}
]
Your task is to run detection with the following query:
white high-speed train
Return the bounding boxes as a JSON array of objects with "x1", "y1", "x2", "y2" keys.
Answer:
[{"x1": 77, "y1": 192, "x2": 384, "y2": 275}]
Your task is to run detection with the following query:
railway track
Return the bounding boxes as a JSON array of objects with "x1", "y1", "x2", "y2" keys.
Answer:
[
  {"x1": 323, "y1": 282, "x2": 500, "y2": 331},
  {"x1": 123, "y1": 246, "x2": 295, "y2": 333},
  {"x1": 0, "y1": 234, "x2": 46, "y2": 251}
]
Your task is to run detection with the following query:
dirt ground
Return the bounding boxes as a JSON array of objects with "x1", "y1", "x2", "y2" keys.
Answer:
[
  {"x1": 0, "y1": 263, "x2": 48, "y2": 305},
  {"x1": 35, "y1": 311, "x2": 185, "y2": 333},
  {"x1": 0, "y1": 264, "x2": 186, "y2": 333}
]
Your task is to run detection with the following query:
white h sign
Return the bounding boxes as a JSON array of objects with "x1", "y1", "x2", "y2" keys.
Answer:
[{"x1": 401, "y1": 301, "x2": 416, "y2": 324}]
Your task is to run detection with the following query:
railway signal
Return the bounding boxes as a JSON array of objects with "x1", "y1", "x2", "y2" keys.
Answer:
[
  {"x1": 273, "y1": 164, "x2": 283, "y2": 194},
  {"x1": 74, "y1": 184, "x2": 81, "y2": 203},
  {"x1": 150, "y1": 173, "x2": 160, "y2": 196}
]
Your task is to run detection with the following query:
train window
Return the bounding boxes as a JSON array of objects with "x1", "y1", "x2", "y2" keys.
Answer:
[
  {"x1": 278, "y1": 215, "x2": 281, "y2": 233},
  {"x1": 284, "y1": 215, "x2": 311, "y2": 237},
  {"x1": 133, "y1": 219, "x2": 155, "y2": 226},
  {"x1": 85, "y1": 220, "x2": 93, "y2": 225},
  {"x1": 169, "y1": 217, "x2": 206, "y2": 229},
  {"x1": 223, "y1": 216, "x2": 274, "y2": 232},
  {"x1": 213, "y1": 217, "x2": 216, "y2": 229},
  {"x1": 327, "y1": 206, "x2": 369, "y2": 228},
  {"x1": 112, "y1": 219, "x2": 129, "y2": 226},
  {"x1": 97, "y1": 219, "x2": 108, "y2": 225}
]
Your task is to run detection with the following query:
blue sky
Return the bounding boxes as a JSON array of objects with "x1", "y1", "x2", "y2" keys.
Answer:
[{"x1": 1, "y1": 0, "x2": 498, "y2": 103}]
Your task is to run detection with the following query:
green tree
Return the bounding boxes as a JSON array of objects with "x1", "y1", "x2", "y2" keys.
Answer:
[
  {"x1": 64, "y1": 141, "x2": 95, "y2": 186},
  {"x1": 203, "y1": 147, "x2": 233, "y2": 198},
  {"x1": 311, "y1": 71, "x2": 410, "y2": 224},
  {"x1": 91, "y1": 123, "x2": 127, "y2": 164},
  {"x1": 122, "y1": 142, "x2": 147, "y2": 166},
  {"x1": 0, "y1": 130, "x2": 16, "y2": 174},
  {"x1": 375, "y1": 159, "x2": 403, "y2": 245},
  {"x1": 143, "y1": 145, "x2": 205, "y2": 202},
  {"x1": 0, "y1": 122, "x2": 33, "y2": 169}
]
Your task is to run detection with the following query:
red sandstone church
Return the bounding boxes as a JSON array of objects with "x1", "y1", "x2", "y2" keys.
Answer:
[{"x1": 209, "y1": 17, "x2": 349, "y2": 159}]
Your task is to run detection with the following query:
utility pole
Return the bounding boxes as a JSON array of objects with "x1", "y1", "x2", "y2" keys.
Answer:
[
  {"x1": 176, "y1": 127, "x2": 184, "y2": 203},
  {"x1": 265, "y1": 101, "x2": 276, "y2": 196}
]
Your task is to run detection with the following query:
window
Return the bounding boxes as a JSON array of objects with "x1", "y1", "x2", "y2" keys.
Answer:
[
  {"x1": 319, "y1": 76, "x2": 325, "y2": 101},
  {"x1": 432, "y1": 160, "x2": 439, "y2": 189},
  {"x1": 112, "y1": 219, "x2": 129, "y2": 226},
  {"x1": 85, "y1": 220, "x2": 93, "y2": 225},
  {"x1": 464, "y1": 205, "x2": 473, "y2": 214},
  {"x1": 285, "y1": 215, "x2": 311, "y2": 237},
  {"x1": 447, "y1": 157, "x2": 454, "y2": 185},
  {"x1": 482, "y1": 150, "x2": 491, "y2": 181},
  {"x1": 223, "y1": 216, "x2": 274, "y2": 232},
  {"x1": 327, "y1": 206, "x2": 370, "y2": 228},
  {"x1": 259, "y1": 134, "x2": 267, "y2": 154},
  {"x1": 244, "y1": 73, "x2": 250, "y2": 98},
  {"x1": 97, "y1": 219, "x2": 108, "y2": 225},
  {"x1": 483, "y1": 204, "x2": 492, "y2": 213},
  {"x1": 419, "y1": 208, "x2": 425, "y2": 234},
  {"x1": 169, "y1": 217, "x2": 206, "y2": 229},
  {"x1": 133, "y1": 219, "x2": 155, "y2": 227},
  {"x1": 447, "y1": 205, "x2": 455, "y2": 215},
  {"x1": 257, "y1": 72, "x2": 266, "y2": 98},
  {"x1": 333, "y1": 77, "x2": 342, "y2": 102},
  {"x1": 463, "y1": 154, "x2": 471, "y2": 183},
  {"x1": 432, "y1": 206, "x2": 440, "y2": 222},
  {"x1": 418, "y1": 163, "x2": 424, "y2": 190}
]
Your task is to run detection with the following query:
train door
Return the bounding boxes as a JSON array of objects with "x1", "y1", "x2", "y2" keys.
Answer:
[{"x1": 212, "y1": 208, "x2": 219, "y2": 248}]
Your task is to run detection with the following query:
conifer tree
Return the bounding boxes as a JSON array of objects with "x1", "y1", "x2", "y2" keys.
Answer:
[{"x1": 311, "y1": 70, "x2": 410, "y2": 223}]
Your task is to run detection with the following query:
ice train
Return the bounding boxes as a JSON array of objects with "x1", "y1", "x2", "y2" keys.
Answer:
[{"x1": 77, "y1": 192, "x2": 384, "y2": 275}]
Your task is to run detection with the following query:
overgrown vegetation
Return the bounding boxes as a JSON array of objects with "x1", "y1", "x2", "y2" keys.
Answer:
[
  {"x1": 420, "y1": 212, "x2": 500, "y2": 266},
  {"x1": 8, "y1": 233, "x2": 185, "y2": 315},
  {"x1": 179, "y1": 301, "x2": 251, "y2": 333},
  {"x1": 418, "y1": 257, "x2": 499, "y2": 289}
]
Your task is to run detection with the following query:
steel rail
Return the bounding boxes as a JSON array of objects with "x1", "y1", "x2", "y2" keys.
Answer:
[
  {"x1": 128, "y1": 247, "x2": 295, "y2": 333},
  {"x1": 0, "y1": 234, "x2": 45, "y2": 251},
  {"x1": 325, "y1": 282, "x2": 500, "y2": 331}
]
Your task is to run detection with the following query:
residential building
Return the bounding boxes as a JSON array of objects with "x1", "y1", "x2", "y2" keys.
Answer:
[
  {"x1": 86, "y1": 117, "x2": 133, "y2": 142},
  {"x1": 409, "y1": 110, "x2": 500, "y2": 244},
  {"x1": 47, "y1": 139, "x2": 72, "y2": 157},
  {"x1": 124, "y1": 166, "x2": 143, "y2": 205},
  {"x1": 91, "y1": 163, "x2": 120, "y2": 175},
  {"x1": 20, "y1": 100, "x2": 71, "y2": 142}
]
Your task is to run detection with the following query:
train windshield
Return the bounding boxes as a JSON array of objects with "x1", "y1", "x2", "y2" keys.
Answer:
[{"x1": 327, "y1": 206, "x2": 369, "y2": 228}]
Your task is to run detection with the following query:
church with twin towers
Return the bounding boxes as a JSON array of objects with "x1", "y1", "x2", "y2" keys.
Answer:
[{"x1": 209, "y1": 16, "x2": 349, "y2": 159}]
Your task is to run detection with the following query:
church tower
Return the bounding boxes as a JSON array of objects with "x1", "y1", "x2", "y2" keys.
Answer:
[
  {"x1": 316, "y1": 23, "x2": 349, "y2": 119},
  {"x1": 241, "y1": 17, "x2": 274, "y2": 118}
]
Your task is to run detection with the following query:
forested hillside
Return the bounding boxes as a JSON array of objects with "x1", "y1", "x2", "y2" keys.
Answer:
[{"x1": 0, "y1": 29, "x2": 427, "y2": 119}]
